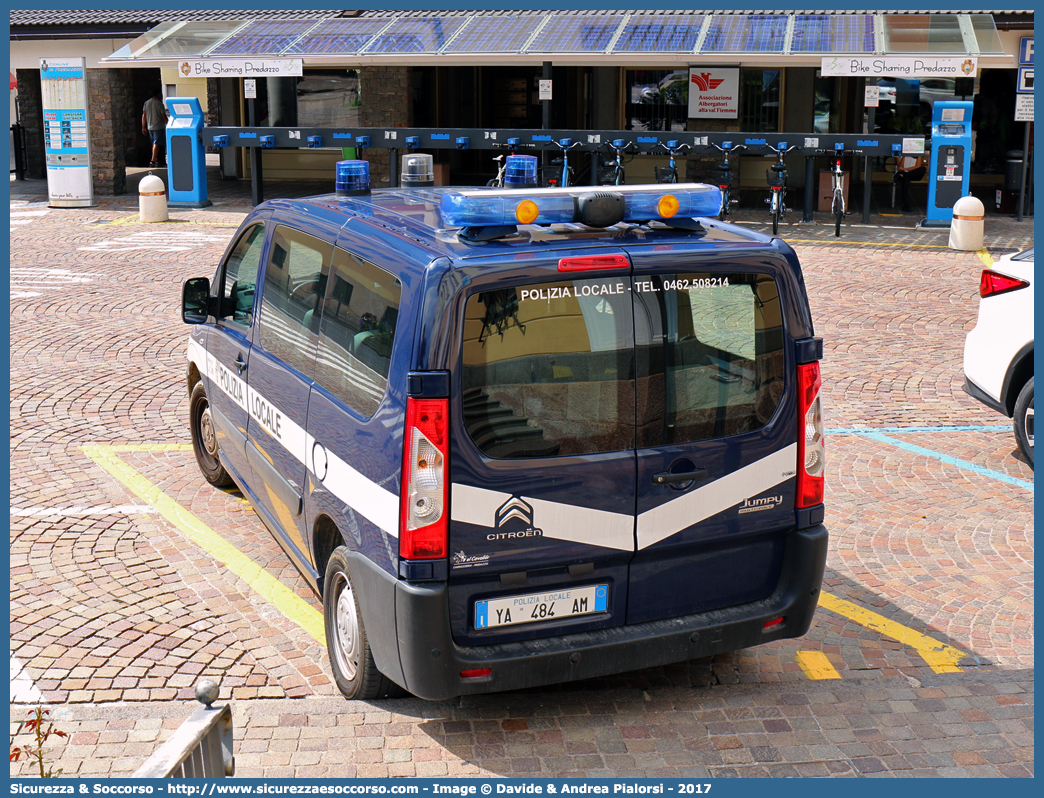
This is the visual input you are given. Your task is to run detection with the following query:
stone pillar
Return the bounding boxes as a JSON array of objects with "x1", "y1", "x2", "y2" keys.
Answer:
[
  {"x1": 206, "y1": 78, "x2": 221, "y2": 153},
  {"x1": 360, "y1": 66, "x2": 410, "y2": 188},
  {"x1": 86, "y1": 68, "x2": 134, "y2": 195},
  {"x1": 15, "y1": 69, "x2": 45, "y2": 179}
]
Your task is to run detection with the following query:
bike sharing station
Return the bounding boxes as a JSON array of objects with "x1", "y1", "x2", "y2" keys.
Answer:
[
  {"x1": 166, "y1": 95, "x2": 917, "y2": 230},
  {"x1": 923, "y1": 101, "x2": 974, "y2": 228}
]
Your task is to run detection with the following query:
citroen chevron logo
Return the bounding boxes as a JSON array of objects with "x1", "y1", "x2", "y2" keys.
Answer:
[
  {"x1": 691, "y1": 72, "x2": 724, "y2": 91},
  {"x1": 496, "y1": 497, "x2": 533, "y2": 528}
]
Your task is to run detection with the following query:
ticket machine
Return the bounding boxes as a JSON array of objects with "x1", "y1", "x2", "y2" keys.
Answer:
[
  {"x1": 165, "y1": 96, "x2": 211, "y2": 208},
  {"x1": 924, "y1": 100, "x2": 973, "y2": 227}
]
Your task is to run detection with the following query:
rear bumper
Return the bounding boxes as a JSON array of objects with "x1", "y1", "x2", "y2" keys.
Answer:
[
  {"x1": 386, "y1": 524, "x2": 828, "y2": 700},
  {"x1": 963, "y1": 376, "x2": 1008, "y2": 417}
]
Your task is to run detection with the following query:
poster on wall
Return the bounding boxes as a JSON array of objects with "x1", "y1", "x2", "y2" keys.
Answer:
[
  {"x1": 687, "y1": 67, "x2": 739, "y2": 118},
  {"x1": 40, "y1": 57, "x2": 93, "y2": 207}
]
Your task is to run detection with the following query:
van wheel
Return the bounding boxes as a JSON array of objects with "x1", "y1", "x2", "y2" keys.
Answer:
[
  {"x1": 1014, "y1": 377, "x2": 1034, "y2": 469},
  {"x1": 323, "y1": 547, "x2": 404, "y2": 699},
  {"x1": 190, "y1": 382, "x2": 233, "y2": 487}
]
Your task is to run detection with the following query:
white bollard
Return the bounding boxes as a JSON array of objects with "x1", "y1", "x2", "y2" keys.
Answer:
[
  {"x1": 948, "y1": 195, "x2": 984, "y2": 251},
  {"x1": 139, "y1": 172, "x2": 169, "y2": 223}
]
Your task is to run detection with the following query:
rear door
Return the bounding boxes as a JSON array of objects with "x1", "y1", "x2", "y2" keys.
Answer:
[
  {"x1": 448, "y1": 251, "x2": 637, "y2": 645},
  {"x1": 626, "y1": 251, "x2": 798, "y2": 624}
]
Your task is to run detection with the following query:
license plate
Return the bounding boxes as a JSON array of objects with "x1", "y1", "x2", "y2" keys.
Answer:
[{"x1": 475, "y1": 584, "x2": 608, "y2": 630}]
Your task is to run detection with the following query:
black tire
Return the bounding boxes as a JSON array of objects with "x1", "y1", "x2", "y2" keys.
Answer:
[
  {"x1": 189, "y1": 381, "x2": 234, "y2": 487},
  {"x1": 771, "y1": 193, "x2": 780, "y2": 235},
  {"x1": 718, "y1": 189, "x2": 729, "y2": 221},
  {"x1": 323, "y1": 547, "x2": 404, "y2": 699},
  {"x1": 1013, "y1": 377, "x2": 1034, "y2": 469},
  {"x1": 833, "y1": 197, "x2": 843, "y2": 237},
  {"x1": 486, "y1": 178, "x2": 499, "y2": 188}
]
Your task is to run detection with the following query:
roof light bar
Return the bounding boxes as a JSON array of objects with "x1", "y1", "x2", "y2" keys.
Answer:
[{"x1": 439, "y1": 183, "x2": 722, "y2": 230}]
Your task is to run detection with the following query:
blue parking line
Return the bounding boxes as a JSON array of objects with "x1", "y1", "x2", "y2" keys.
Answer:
[
  {"x1": 834, "y1": 429, "x2": 1033, "y2": 492},
  {"x1": 827, "y1": 425, "x2": 1009, "y2": 434}
]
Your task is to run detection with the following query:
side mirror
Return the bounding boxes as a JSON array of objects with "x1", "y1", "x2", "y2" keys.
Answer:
[{"x1": 182, "y1": 277, "x2": 211, "y2": 324}]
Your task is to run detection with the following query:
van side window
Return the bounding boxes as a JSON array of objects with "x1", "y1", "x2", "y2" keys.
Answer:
[
  {"x1": 314, "y1": 248, "x2": 401, "y2": 418},
  {"x1": 635, "y1": 273, "x2": 785, "y2": 446},
  {"x1": 462, "y1": 279, "x2": 635, "y2": 459},
  {"x1": 257, "y1": 226, "x2": 331, "y2": 378},
  {"x1": 218, "y1": 224, "x2": 265, "y2": 326}
]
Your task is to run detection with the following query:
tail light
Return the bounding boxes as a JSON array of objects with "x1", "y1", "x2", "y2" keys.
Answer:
[
  {"x1": 979, "y1": 270, "x2": 1029, "y2": 298},
  {"x1": 796, "y1": 361, "x2": 825, "y2": 508},
  {"x1": 400, "y1": 398, "x2": 449, "y2": 559}
]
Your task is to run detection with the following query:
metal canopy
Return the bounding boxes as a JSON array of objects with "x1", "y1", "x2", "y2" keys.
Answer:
[{"x1": 102, "y1": 11, "x2": 1006, "y2": 66}]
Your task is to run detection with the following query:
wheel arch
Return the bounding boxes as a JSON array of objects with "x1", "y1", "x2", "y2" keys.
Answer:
[
  {"x1": 187, "y1": 361, "x2": 202, "y2": 394},
  {"x1": 1002, "y1": 343, "x2": 1034, "y2": 416},
  {"x1": 312, "y1": 513, "x2": 345, "y2": 597}
]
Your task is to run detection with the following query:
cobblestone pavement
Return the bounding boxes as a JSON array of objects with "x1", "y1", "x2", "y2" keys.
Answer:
[{"x1": 9, "y1": 171, "x2": 1033, "y2": 778}]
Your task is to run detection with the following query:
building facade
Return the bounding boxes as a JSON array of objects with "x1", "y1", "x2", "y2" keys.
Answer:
[{"x1": 11, "y1": 10, "x2": 1033, "y2": 195}]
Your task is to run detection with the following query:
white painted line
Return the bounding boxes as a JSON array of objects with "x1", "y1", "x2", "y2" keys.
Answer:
[
  {"x1": 10, "y1": 210, "x2": 50, "y2": 218},
  {"x1": 10, "y1": 656, "x2": 43, "y2": 704},
  {"x1": 11, "y1": 505, "x2": 156, "y2": 517}
]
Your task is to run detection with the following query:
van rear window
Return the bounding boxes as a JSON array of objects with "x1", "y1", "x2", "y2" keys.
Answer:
[
  {"x1": 461, "y1": 273, "x2": 784, "y2": 459},
  {"x1": 462, "y1": 279, "x2": 635, "y2": 459},
  {"x1": 635, "y1": 273, "x2": 785, "y2": 446}
]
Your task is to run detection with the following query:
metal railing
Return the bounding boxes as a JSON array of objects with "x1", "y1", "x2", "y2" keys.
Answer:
[{"x1": 133, "y1": 680, "x2": 235, "y2": 778}]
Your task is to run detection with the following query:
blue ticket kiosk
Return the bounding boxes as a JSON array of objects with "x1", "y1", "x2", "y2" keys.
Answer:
[
  {"x1": 165, "y1": 97, "x2": 211, "y2": 208},
  {"x1": 924, "y1": 100, "x2": 973, "y2": 227}
]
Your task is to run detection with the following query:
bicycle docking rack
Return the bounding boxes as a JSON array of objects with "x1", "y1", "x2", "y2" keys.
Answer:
[{"x1": 197, "y1": 124, "x2": 917, "y2": 220}]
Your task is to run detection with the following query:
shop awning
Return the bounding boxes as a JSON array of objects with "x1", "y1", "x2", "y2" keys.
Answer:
[{"x1": 101, "y1": 11, "x2": 1008, "y2": 67}]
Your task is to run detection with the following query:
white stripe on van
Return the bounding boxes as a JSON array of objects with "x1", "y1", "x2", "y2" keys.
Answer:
[
  {"x1": 452, "y1": 443, "x2": 797, "y2": 553},
  {"x1": 636, "y1": 444, "x2": 798, "y2": 550},
  {"x1": 451, "y1": 484, "x2": 635, "y2": 552},
  {"x1": 188, "y1": 341, "x2": 399, "y2": 538}
]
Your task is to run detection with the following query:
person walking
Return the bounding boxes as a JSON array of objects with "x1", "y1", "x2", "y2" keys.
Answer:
[{"x1": 142, "y1": 86, "x2": 167, "y2": 167}]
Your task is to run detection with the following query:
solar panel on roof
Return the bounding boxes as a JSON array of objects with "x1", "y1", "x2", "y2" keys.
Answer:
[
  {"x1": 526, "y1": 14, "x2": 626, "y2": 53},
  {"x1": 612, "y1": 15, "x2": 704, "y2": 52},
  {"x1": 790, "y1": 15, "x2": 874, "y2": 53},
  {"x1": 208, "y1": 19, "x2": 318, "y2": 56},
  {"x1": 285, "y1": 18, "x2": 389, "y2": 55},
  {"x1": 442, "y1": 16, "x2": 544, "y2": 53},
  {"x1": 701, "y1": 14, "x2": 787, "y2": 53},
  {"x1": 363, "y1": 16, "x2": 469, "y2": 54}
]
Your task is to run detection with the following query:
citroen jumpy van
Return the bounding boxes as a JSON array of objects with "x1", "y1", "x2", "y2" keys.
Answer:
[{"x1": 182, "y1": 163, "x2": 828, "y2": 700}]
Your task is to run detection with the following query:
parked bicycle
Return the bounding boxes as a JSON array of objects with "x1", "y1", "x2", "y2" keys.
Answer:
[
  {"x1": 543, "y1": 138, "x2": 584, "y2": 188},
  {"x1": 826, "y1": 144, "x2": 848, "y2": 237},
  {"x1": 764, "y1": 141, "x2": 798, "y2": 236},
  {"x1": 600, "y1": 139, "x2": 638, "y2": 186},
  {"x1": 486, "y1": 138, "x2": 534, "y2": 188},
  {"x1": 655, "y1": 140, "x2": 691, "y2": 184},
  {"x1": 710, "y1": 142, "x2": 747, "y2": 221}
]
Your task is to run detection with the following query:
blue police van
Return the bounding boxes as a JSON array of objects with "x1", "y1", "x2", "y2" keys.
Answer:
[{"x1": 181, "y1": 159, "x2": 828, "y2": 701}]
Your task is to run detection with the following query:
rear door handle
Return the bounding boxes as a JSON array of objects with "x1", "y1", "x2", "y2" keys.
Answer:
[
  {"x1": 653, "y1": 468, "x2": 707, "y2": 485},
  {"x1": 234, "y1": 356, "x2": 247, "y2": 375}
]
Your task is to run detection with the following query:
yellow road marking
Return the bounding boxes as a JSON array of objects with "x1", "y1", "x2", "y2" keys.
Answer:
[
  {"x1": 977, "y1": 248, "x2": 994, "y2": 269},
  {"x1": 80, "y1": 443, "x2": 325, "y2": 645},
  {"x1": 819, "y1": 592, "x2": 968, "y2": 673},
  {"x1": 93, "y1": 215, "x2": 239, "y2": 228},
  {"x1": 796, "y1": 650, "x2": 841, "y2": 680}
]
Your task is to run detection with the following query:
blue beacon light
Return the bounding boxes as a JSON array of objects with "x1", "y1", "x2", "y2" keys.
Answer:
[
  {"x1": 336, "y1": 160, "x2": 371, "y2": 196},
  {"x1": 503, "y1": 155, "x2": 538, "y2": 188},
  {"x1": 440, "y1": 184, "x2": 722, "y2": 229}
]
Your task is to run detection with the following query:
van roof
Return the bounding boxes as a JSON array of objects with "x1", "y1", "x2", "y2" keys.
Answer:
[{"x1": 261, "y1": 187, "x2": 786, "y2": 263}]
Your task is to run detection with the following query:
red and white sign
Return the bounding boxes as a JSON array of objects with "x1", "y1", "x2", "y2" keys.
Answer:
[{"x1": 688, "y1": 68, "x2": 739, "y2": 118}]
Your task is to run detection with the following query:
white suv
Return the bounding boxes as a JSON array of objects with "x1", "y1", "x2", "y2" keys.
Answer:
[{"x1": 963, "y1": 248, "x2": 1035, "y2": 468}]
